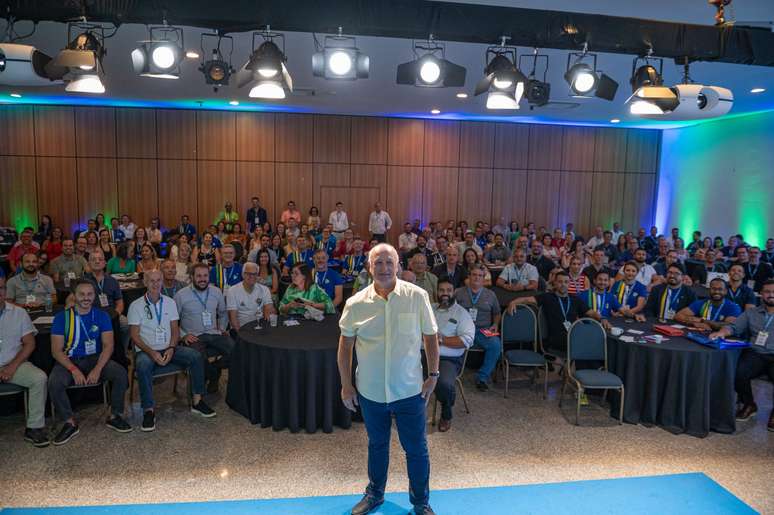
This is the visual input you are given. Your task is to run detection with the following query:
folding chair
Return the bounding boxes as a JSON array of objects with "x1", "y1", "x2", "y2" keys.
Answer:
[
  {"x1": 128, "y1": 347, "x2": 192, "y2": 408},
  {"x1": 501, "y1": 305, "x2": 547, "y2": 398},
  {"x1": 50, "y1": 381, "x2": 109, "y2": 421},
  {"x1": 0, "y1": 383, "x2": 29, "y2": 421},
  {"x1": 431, "y1": 349, "x2": 471, "y2": 426}
]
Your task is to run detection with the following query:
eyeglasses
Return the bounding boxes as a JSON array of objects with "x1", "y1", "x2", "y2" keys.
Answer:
[{"x1": 243, "y1": 272, "x2": 259, "y2": 277}]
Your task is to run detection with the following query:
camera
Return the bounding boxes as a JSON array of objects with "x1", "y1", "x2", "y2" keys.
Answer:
[
  {"x1": 627, "y1": 83, "x2": 733, "y2": 120},
  {"x1": 0, "y1": 43, "x2": 60, "y2": 86}
]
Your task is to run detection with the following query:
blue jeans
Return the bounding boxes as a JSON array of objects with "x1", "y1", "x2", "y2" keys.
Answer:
[
  {"x1": 135, "y1": 346, "x2": 205, "y2": 410},
  {"x1": 358, "y1": 393, "x2": 429, "y2": 508},
  {"x1": 472, "y1": 331, "x2": 501, "y2": 383}
]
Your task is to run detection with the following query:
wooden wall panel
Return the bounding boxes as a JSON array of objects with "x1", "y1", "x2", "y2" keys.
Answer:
[
  {"x1": 0, "y1": 156, "x2": 37, "y2": 228},
  {"x1": 236, "y1": 162, "x2": 275, "y2": 227},
  {"x1": 457, "y1": 168, "x2": 494, "y2": 225},
  {"x1": 156, "y1": 110, "x2": 196, "y2": 159},
  {"x1": 0, "y1": 106, "x2": 35, "y2": 155},
  {"x1": 197, "y1": 111, "x2": 235, "y2": 160},
  {"x1": 313, "y1": 164, "x2": 350, "y2": 211},
  {"x1": 424, "y1": 120, "x2": 460, "y2": 167},
  {"x1": 274, "y1": 163, "x2": 314, "y2": 216},
  {"x1": 422, "y1": 167, "x2": 459, "y2": 224},
  {"x1": 75, "y1": 107, "x2": 116, "y2": 157},
  {"x1": 275, "y1": 114, "x2": 314, "y2": 162},
  {"x1": 561, "y1": 126, "x2": 596, "y2": 172},
  {"x1": 77, "y1": 158, "x2": 118, "y2": 223},
  {"x1": 460, "y1": 122, "x2": 495, "y2": 168},
  {"x1": 314, "y1": 115, "x2": 351, "y2": 163},
  {"x1": 626, "y1": 129, "x2": 661, "y2": 173},
  {"x1": 351, "y1": 164, "x2": 388, "y2": 228},
  {"x1": 347, "y1": 187, "x2": 382, "y2": 238},
  {"x1": 115, "y1": 108, "x2": 156, "y2": 158},
  {"x1": 34, "y1": 106, "x2": 75, "y2": 157},
  {"x1": 491, "y1": 169, "x2": 528, "y2": 227},
  {"x1": 594, "y1": 127, "x2": 628, "y2": 172},
  {"x1": 388, "y1": 119, "x2": 424, "y2": 166},
  {"x1": 528, "y1": 125, "x2": 563, "y2": 170},
  {"x1": 117, "y1": 159, "x2": 157, "y2": 225},
  {"x1": 525, "y1": 170, "x2": 561, "y2": 229},
  {"x1": 197, "y1": 160, "x2": 237, "y2": 231},
  {"x1": 351, "y1": 117, "x2": 388, "y2": 164},
  {"x1": 351, "y1": 164, "x2": 387, "y2": 192},
  {"x1": 387, "y1": 166, "x2": 423, "y2": 232},
  {"x1": 235, "y1": 112, "x2": 274, "y2": 162},
  {"x1": 622, "y1": 174, "x2": 656, "y2": 232},
  {"x1": 590, "y1": 173, "x2": 626, "y2": 232},
  {"x1": 558, "y1": 172, "x2": 594, "y2": 235},
  {"x1": 494, "y1": 123, "x2": 530, "y2": 169},
  {"x1": 36, "y1": 157, "x2": 78, "y2": 235},
  {"x1": 157, "y1": 160, "x2": 197, "y2": 229}
]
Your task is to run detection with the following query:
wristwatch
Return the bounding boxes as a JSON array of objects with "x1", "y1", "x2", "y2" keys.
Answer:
[{"x1": 429, "y1": 371, "x2": 440, "y2": 378}]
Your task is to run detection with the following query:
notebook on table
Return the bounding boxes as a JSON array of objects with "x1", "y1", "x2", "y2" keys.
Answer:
[{"x1": 685, "y1": 332, "x2": 750, "y2": 349}]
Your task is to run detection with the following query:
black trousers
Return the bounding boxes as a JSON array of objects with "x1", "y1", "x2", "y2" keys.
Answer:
[
  {"x1": 735, "y1": 349, "x2": 774, "y2": 405},
  {"x1": 433, "y1": 356, "x2": 464, "y2": 421}
]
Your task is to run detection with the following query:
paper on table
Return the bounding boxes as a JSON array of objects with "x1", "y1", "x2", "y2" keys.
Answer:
[
  {"x1": 33, "y1": 316, "x2": 55, "y2": 324},
  {"x1": 627, "y1": 329, "x2": 644, "y2": 335},
  {"x1": 670, "y1": 324, "x2": 686, "y2": 329},
  {"x1": 619, "y1": 336, "x2": 636, "y2": 343}
]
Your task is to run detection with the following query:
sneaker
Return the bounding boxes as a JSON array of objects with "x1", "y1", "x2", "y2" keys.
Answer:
[
  {"x1": 191, "y1": 400, "x2": 217, "y2": 418},
  {"x1": 52, "y1": 422, "x2": 80, "y2": 446},
  {"x1": 475, "y1": 380, "x2": 489, "y2": 392},
  {"x1": 735, "y1": 403, "x2": 757, "y2": 421},
  {"x1": 141, "y1": 410, "x2": 156, "y2": 432},
  {"x1": 413, "y1": 506, "x2": 436, "y2": 515},
  {"x1": 106, "y1": 416, "x2": 133, "y2": 433},
  {"x1": 24, "y1": 428, "x2": 51, "y2": 448}
]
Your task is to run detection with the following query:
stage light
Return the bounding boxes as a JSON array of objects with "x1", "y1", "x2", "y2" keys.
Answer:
[
  {"x1": 519, "y1": 50, "x2": 551, "y2": 107},
  {"x1": 564, "y1": 45, "x2": 618, "y2": 101},
  {"x1": 44, "y1": 23, "x2": 107, "y2": 94},
  {"x1": 237, "y1": 29, "x2": 293, "y2": 100},
  {"x1": 566, "y1": 63, "x2": 596, "y2": 94},
  {"x1": 629, "y1": 54, "x2": 665, "y2": 96},
  {"x1": 312, "y1": 28, "x2": 369, "y2": 80},
  {"x1": 456, "y1": 92, "x2": 468, "y2": 99},
  {"x1": 396, "y1": 37, "x2": 466, "y2": 88},
  {"x1": 430, "y1": 108, "x2": 441, "y2": 114},
  {"x1": 475, "y1": 39, "x2": 527, "y2": 110},
  {"x1": 10, "y1": 92, "x2": 21, "y2": 98},
  {"x1": 198, "y1": 34, "x2": 234, "y2": 92},
  {"x1": 185, "y1": 50, "x2": 200, "y2": 59},
  {"x1": 486, "y1": 91, "x2": 520, "y2": 109},
  {"x1": 610, "y1": 118, "x2": 621, "y2": 123},
  {"x1": 228, "y1": 100, "x2": 239, "y2": 106},
  {"x1": 132, "y1": 26, "x2": 184, "y2": 79},
  {"x1": 65, "y1": 73, "x2": 105, "y2": 93},
  {"x1": 750, "y1": 87, "x2": 765, "y2": 93}
]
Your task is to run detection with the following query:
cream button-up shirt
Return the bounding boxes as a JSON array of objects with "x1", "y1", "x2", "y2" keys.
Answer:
[{"x1": 339, "y1": 279, "x2": 438, "y2": 403}]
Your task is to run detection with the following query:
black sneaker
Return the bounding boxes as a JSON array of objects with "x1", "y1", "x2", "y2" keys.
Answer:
[
  {"x1": 475, "y1": 380, "x2": 489, "y2": 392},
  {"x1": 141, "y1": 410, "x2": 156, "y2": 432},
  {"x1": 191, "y1": 400, "x2": 217, "y2": 418},
  {"x1": 106, "y1": 416, "x2": 133, "y2": 433},
  {"x1": 52, "y1": 422, "x2": 79, "y2": 446},
  {"x1": 413, "y1": 505, "x2": 436, "y2": 515},
  {"x1": 24, "y1": 428, "x2": 51, "y2": 448}
]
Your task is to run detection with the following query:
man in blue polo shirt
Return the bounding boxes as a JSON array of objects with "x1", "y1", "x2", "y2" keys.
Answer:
[
  {"x1": 48, "y1": 280, "x2": 131, "y2": 445},
  {"x1": 726, "y1": 264, "x2": 758, "y2": 311},
  {"x1": 315, "y1": 227, "x2": 338, "y2": 258},
  {"x1": 313, "y1": 249, "x2": 344, "y2": 309},
  {"x1": 283, "y1": 235, "x2": 314, "y2": 276},
  {"x1": 209, "y1": 244, "x2": 243, "y2": 291},
  {"x1": 676, "y1": 278, "x2": 741, "y2": 331},
  {"x1": 580, "y1": 270, "x2": 621, "y2": 327}
]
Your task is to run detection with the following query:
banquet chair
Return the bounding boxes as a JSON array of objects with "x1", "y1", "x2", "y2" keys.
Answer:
[
  {"x1": 538, "y1": 306, "x2": 566, "y2": 377},
  {"x1": 0, "y1": 383, "x2": 28, "y2": 421},
  {"x1": 431, "y1": 349, "x2": 471, "y2": 426},
  {"x1": 128, "y1": 347, "x2": 192, "y2": 408},
  {"x1": 501, "y1": 305, "x2": 547, "y2": 399},
  {"x1": 50, "y1": 381, "x2": 109, "y2": 421},
  {"x1": 559, "y1": 318, "x2": 624, "y2": 426}
]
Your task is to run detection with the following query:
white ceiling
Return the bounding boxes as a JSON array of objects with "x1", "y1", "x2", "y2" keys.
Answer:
[{"x1": 2, "y1": 1, "x2": 774, "y2": 129}]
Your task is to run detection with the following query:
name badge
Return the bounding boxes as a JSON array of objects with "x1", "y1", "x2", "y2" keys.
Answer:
[
  {"x1": 563, "y1": 321, "x2": 572, "y2": 331},
  {"x1": 66, "y1": 272, "x2": 76, "y2": 279},
  {"x1": 85, "y1": 338, "x2": 97, "y2": 355},
  {"x1": 254, "y1": 217, "x2": 260, "y2": 224},
  {"x1": 747, "y1": 280, "x2": 756, "y2": 290},
  {"x1": 25, "y1": 295, "x2": 36, "y2": 305},
  {"x1": 754, "y1": 331, "x2": 769, "y2": 347},
  {"x1": 468, "y1": 308, "x2": 478, "y2": 321},
  {"x1": 665, "y1": 309, "x2": 676, "y2": 320},
  {"x1": 202, "y1": 311, "x2": 213, "y2": 327},
  {"x1": 155, "y1": 327, "x2": 167, "y2": 347},
  {"x1": 99, "y1": 293, "x2": 109, "y2": 307}
]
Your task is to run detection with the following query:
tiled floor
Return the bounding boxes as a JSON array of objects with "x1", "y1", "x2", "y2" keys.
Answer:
[{"x1": 0, "y1": 371, "x2": 771, "y2": 513}]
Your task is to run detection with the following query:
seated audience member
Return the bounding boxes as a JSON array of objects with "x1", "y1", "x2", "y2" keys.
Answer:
[
  {"x1": 584, "y1": 226, "x2": 605, "y2": 253},
  {"x1": 333, "y1": 229, "x2": 355, "y2": 258},
  {"x1": 642, "y1": 226, "x2": 659, "y2": 251},
  {"x1": 129, "y1": 270, "x2": 214, "y2": 432},
  {"x1": 306, "y1": 206, "x2": 321, "y2": 234},
  {"x1": 566, "y1": 256, "x2": 590, "y2": 295},
  {"x1": 216, "y1": 202, "x2": 239, "y2": 233},
  {"x1": 9, "y1": 229, "x2": 40, "y2": 271},
  {"x1": 255, "y1": 249, "x2": 279, "y2": 302},
  {"x1": 527, "y1": 241, "x2": 555, "y2": 280},
  {"x1": 686, "y1": 231, "x2": 702, "y2": 256},
  {"x1": 484, "y1": 233, "x2": 510, "y2": 265},
  {"x1": 209, "y1": 244, "x2": 243, "y2": 291},
  {"x1": 146, "y1": 218, "x2": 163, "y2": 245},
  {"x1": 83, "y1": 231, "x2": 99, "y2": 260},
  {"x1": 629, "y1": 248, "x2": 658, "y2": 288},
  {"x1": 280, "y1": 200, "x2": 302, "y2": 225},
  {"x1": 409, "y1": 234, "x2": 432, "y2": 261},
  {"x1": 582, "y1": 249, "x2": 611, "y2": 284},
  {"x1": 341, "y1": 238, "x2": 368, "y2": 278},
  {"x1": 0, "y1": 276, "x2": 50, "y2": 446},
  {"x1": 283, "y1": 235, "x2": 315, "y2": 276},
  {"x1": 226, "y1": 262, "x2": 276, "y2": 332},
  {"x1": 398, "y1": 222, "x2": 418, "y2": 255},
  {"x1": 192, "y1": 232, "x2": 221, "y2": 266},
  {"x1": 74, "y1": 219, "x2": 97, "y2": 242},
  {"x1": 279, "y1": 263, "x2": 335, "y2": 315},
  {"x1": 740, "y1": 246, "x2": 774, "y2": 292},
  {"x1": 106, "y1": 242, "x2": 137, "y2": 275},
  {"x1": 579, "y1": 270, "x2": 621, "y2": 327},
  {"x1": 176, "y1": 215, "x2": 197, "y2": 241},
  {"x1": 118, "y1": 215, "x2": 136, "y2": 240},
  {"x1": 693, "y1": 248, "x2": 728, "y2": 286},
  {"x1": 247, "y1": 234, "x2": 277, "y2": 266},
  {"x1": 610, "y1": 261, "x2": 648, "y2": 317},
  {"x1": 652, "y1": 250, "x2": 681, "y2": 281},
  {"x1": 457, "y1": 230, "x2": 483, "y2": 257},
  {"x1": 6, "y1": 253, "x2": 56, "y2": 309},
  {"x1": 709, "y1": 280, "x2": 774, "y2": 429},
  {"x1": 50, "y1": 239, "x2": 88, "y2": 282},
  {"x1": 136, "y1": 244, "x2": 161, "y2": 273},
  {"x1": 637, "y1": 264, "x2": 696, "y2": 321},
  {"x1": 160, "y1": 259, "x2": 185, "y2": 298},
  {"x1": 611, "y1": 222, "x2": 625, "y2": 243},
  {"x1": 669, "y1": 227, "x2": 681, "y2": 250},
  {"x1": 214, "y1": 222, "x2": 229, "y2": 244},
  {"x1": 173, "y1": 243, "x2": 192, "y2": 285},
  {"x1": 726, "y1": 264, "x2": 758, "y2": 311},
  {"x1": 541, "y1": 233, "x2": 559, "y2": 262},
  {"x1": 81, "y1": 250, "x2": 123, "y2": 313},
  {"x1": 721, "y1": 235, "x2": 740, "y2": 259},
  {"x1": 597, "y1": 231, "x2": 618, "y2": 264},
  {"x1": 673, "y1": 237, "x2": 688, "y2": 262},
  {"x1": 35, "y1": 215, "x2": 53, "y2": 245},
  {"x1": 283, "y1": 233, "x2": 299, "y2": 257},
  {"x1": 454, "y1": 264, "x2": 501, "y2": 391},
  {"x1": 108, "y1": 218, "x2": 125, "y2": 244},
  {"x1": 650, "y1": 237, "x2": 670, "y2": 264},
  {"x1": 409, "y1": 252, "x2": 438, "y2": 303},
  {"x1": 433, "y1": 279, "x2": 475, "y2": 432},
  {"x1": 132, "y1": 227, "x2": 149, "y2": 258},
  {"x1": 286, "y1": 218, "x2": 301, "y2": 240},
  {"x1": 461, "y1": 248, "x2": 492, "y2": 287},
  {"x1": 428, "y1": 236, "x2": 448, "y2": 269},
  {"x1": 48, "y1": 280, "x2": 131, "y2": 445},
  {"x1": 97, "y1": 229, "x2": 115, "y2": 261},
  {"x1": 42, "y1": 227, "x2": 64, "y2": 261},
  {"x1": 675, "y1": 278, "x2": 741, "y2": 331},
  {"x1": 269, "y1": 234, "x2": 285, "y2": 262},
  {"x1": 316, "y1": 227, "x2": 338, "y2": 257},
  {"x1": 312, "y1": 249, "x2": 344, "y2": 308},
  {"x1": 174, "y1": 264, "x2": 234, "y2": 394},
  {"x1": 497, "y1": 248, "x2": 539, "y2": 292},
  {"x1": 433, "y1": 246, "x2": 466, "y2": 289},
  {"x1": 762, "y1": 239, "x2": 774, "y2": 265},
  {"x1": 226, "y1": 223, "x2": 247, "y2": 249}
]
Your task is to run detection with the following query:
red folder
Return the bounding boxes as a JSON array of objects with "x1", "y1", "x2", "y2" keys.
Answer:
[{"x1": 653, "y1": 325, "x2": 684, "y2": 337}]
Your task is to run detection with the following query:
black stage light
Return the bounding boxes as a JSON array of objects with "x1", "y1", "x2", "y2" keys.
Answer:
[
  {"x1": 199, "y1": 34, "x2": 234, "y2": 91},
  {"x1": 45, "y1": 23, "x2": 107, "y2": 93},
  {"x1": 475, "y1": 39, "x2": 527, "y2": 110},
  {"x1": 396, "y1": 37, "x2": 466, "y2": 88},
  {"x1": 564, "y1": 45, "x2": 618, "y2": 101},
  {"x1": 237, "y1": 29, "x2": 292, "y2": 99},
  {"x1": 519, "y1": 50, "x2": 551, "y2": 107}
]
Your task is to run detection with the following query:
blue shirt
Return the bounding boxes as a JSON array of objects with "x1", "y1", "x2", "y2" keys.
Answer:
[
  {"x1": 581, "y1": 289, "x2": 621, "y2": 318},
  {"x1": 178, "y1": 223, "x2": 197, "y2": 239},
  {"x1": 52, "y1": 307, "x2": 113, "y2": 358},
  {"x1": 209, "y1": 262, "x2": 243, "y2": 289},
  {"x1": 687, "y1": 299, "x2": 741, "y2": 322},
  {"x1": 315, "y1": 237, "x2": 337, "y2": 257},
  {"x1": 610, "y1": 280, "x2": 647, "y2": 309},
  {"x1": 315, "y1": 268, "x2": 344, "y2": 300},
  {"x1": 83, "y1": 272, "x2": 123, "y2": 308},
  {"x1": 285, "y1": 249, "x2": 314, "y2": 269},
  {"x1": 726, "y1": 284, "x2": 757, "y2": 309},
  {"x1": 110, "y1": 228, "x2": 126, "y2": 243}
]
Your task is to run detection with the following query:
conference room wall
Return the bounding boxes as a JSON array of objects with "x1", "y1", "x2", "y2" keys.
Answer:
[{"x1": 0, "y1": 105, "x2": 660, "y2": 240}]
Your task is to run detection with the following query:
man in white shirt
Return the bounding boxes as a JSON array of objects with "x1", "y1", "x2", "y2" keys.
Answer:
[
  {"x1": 456, "y1": 231, "x2": 483, "y2": 258},
  {"x1": 497, "y1": 248, "x2": 539, "y2": 291},
  {"x1": 338, "y1": 243, "x2": 439, "y2": 515},
  {"x1": 119, "y1": 214, "x2": 137, "y2": 241},
  {"x1": 128, "y1": 270, "x2": 214, "y2": 432},
  {"x1": 368, "y1": 202, "x2": 392, "y2": 243},
  {"x1": 328, "y1": 201, "x2": 350, "y2": 240},
  {"x1": 0, "y1": 276, "x2": 50, "y2": 447},
  {"x1": 226, "y1": 262, "x2": 275, "y2": 331},
  {"x1": 631, "y1": 248, "x2": 658, "y2": 289},
  {"x1": 585, "y1": 226, "x2": 605, "y2": 252},
  {"x1": 432, "y1": 279, "x2": 474, "y2": 433},
  {"x1": 611, "y1": 222, "x2": 625, "y2": 243},
  {"x1": 398, "y1": 222, "x2": 418, "y2": 254}
]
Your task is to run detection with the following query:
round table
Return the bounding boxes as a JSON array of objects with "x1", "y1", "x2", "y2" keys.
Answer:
[
  {"x1": 225, "y1": 315, "x2": 352, "y2": 433},
  {"x1": 606, "y1": 317, "x2": 740, "y2": 437}
]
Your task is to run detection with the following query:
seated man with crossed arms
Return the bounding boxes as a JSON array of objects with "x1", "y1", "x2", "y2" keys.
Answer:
[{"x1": 226, "y1": 262, "x2": 276, "y2": 332}]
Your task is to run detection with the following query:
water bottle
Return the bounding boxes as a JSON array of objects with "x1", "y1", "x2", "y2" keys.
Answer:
[{"x1": 45, "y1": 296, "x2": 53, "y2": 313}]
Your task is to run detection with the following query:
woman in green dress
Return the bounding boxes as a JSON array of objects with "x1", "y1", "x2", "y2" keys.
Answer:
[
  {"x1": 106, "y1": 242, "x2": 137, "y2": 274},
  {"x1": 279, "y1": 263, "x2": 335, "y2": 315}
]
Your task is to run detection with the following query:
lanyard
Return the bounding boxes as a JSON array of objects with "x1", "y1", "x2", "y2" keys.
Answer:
[
  {"x1": 317, "y1": 270, "x2": 328, "y2": 286},
  {"x1": 762, "y1": 313, "x2": 773, "y2": 332},
  {"x1": 589, "y1": 291, "x2": 604, "y2": 313},
  {"x1": 747, "y1": 264, "x2": 759, "y2": 278},
  {"x1": 660, "y1": 287, "x2": 682, "y2": 317},
  {"x1": 77, "y1": 310, "x2": 96, "y2": 338},
  {"x1": 701, "y1": 300, "x2": 725, "y2": 322},
  {"x1": 162, "y1": 285, "x2": 177, "y2": 298},
  {"x1": 145, "y1": 294, "x2": 164, "y2": 326},
  {"x1": 556, "y1": 294, "x2": 570, "y2": 321},
  {"x1": 468, "y1": 287, "x2": 482, "y2": 306},
  {"x1": 192, "y1": 288, "x2": 210, "y2": 310},
  {"x1": 729, "y1": 285, "x2": 743, "y2": 301}
]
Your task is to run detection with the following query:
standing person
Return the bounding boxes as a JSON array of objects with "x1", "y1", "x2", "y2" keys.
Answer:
[
  {"x1": 328, "y1": 201, "x2": 350, "y2": 240},
  {"x1": 246, "y1": 197, "x2": 268, "y2": 233},
  {"x1": 216, "y1": 201, "x2": 239, "y2": 233},
  {"x1": 338, "y1": 244, "x2": 439, "y2": 515},
  {"x1": 368, "y1": 202, "x2": 392, "y2": 243}
]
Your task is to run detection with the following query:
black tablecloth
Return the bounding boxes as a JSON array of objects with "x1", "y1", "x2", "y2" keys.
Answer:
[
  {"x1": 226, "y1": 315, "x2": 352, "y2": 433},
  {"x1": 606, "y1": 318, "x2": 739, "y2": 437}
]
